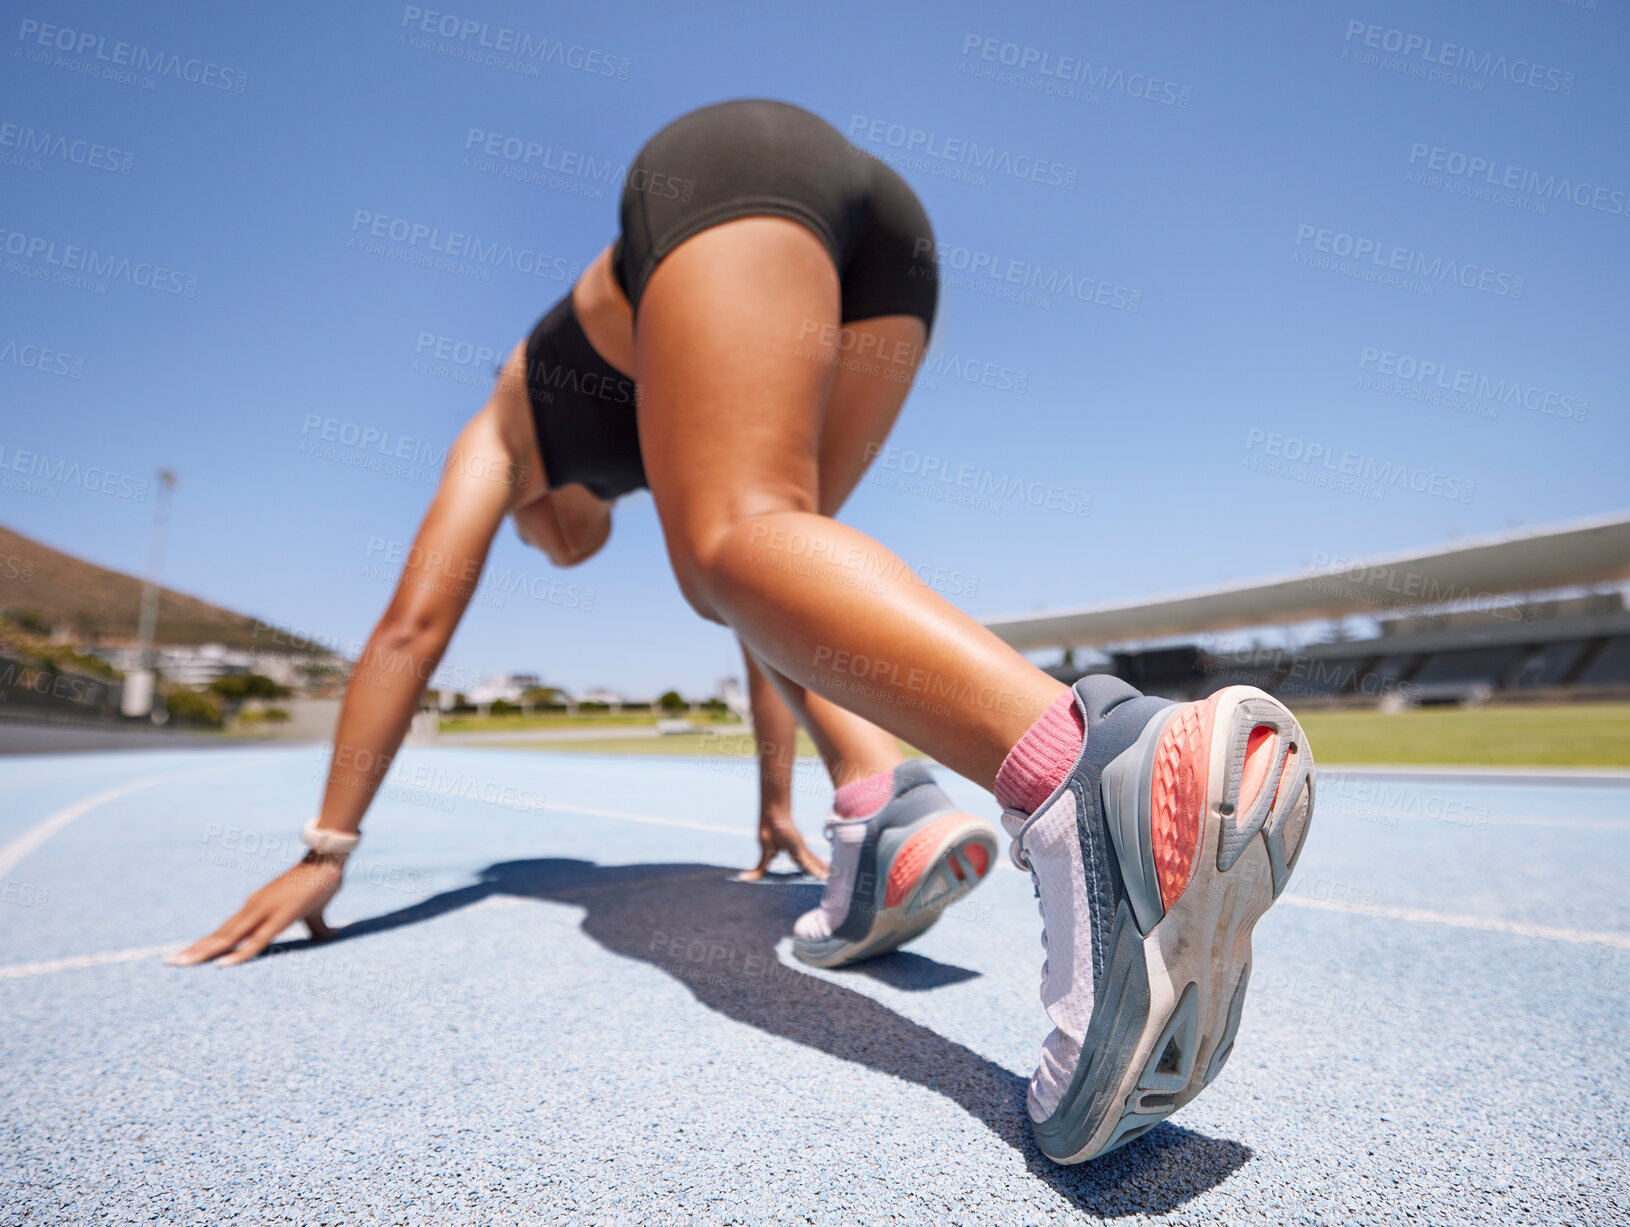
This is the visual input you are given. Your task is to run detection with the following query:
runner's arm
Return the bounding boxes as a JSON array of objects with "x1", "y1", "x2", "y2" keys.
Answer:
[
  {"x1": 738, "y1": 645, "x2": 828, "y2": 881},
  {"x1": 167, "y1": 402, "x2": 522, "y2": 967},
  {"x1": 313, "y1": 404, "x2": 521, "y2": 836}
]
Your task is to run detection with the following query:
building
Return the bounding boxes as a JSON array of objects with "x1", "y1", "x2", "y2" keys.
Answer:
[
  {"x1": 466, "y1": 672, "x2": 542, "y2": 706},
  {"x1": 89, "y1": 643, "x2": 331, "y2": 691},
  {"x1": 984, "y1": 511, "x2": 1630, "y2": 707},
  {"x1": 718, "y1": 676, "x2": 749, "y2": 721}
]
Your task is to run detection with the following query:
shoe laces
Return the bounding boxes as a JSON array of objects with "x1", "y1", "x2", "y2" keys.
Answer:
[
  {"x1": 1002, "y1": 806, "x2": 1051, "y2": 984},
  {"x1": 820, "y1": 812, "x2": 869, "y2": 903},
  {"x1": 1002, "y1": 805, "x2": 1042, "y2": 874}
]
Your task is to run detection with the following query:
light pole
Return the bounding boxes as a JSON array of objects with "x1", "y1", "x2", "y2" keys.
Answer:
[{"x1": 120, "y1": 469, "x2": 177, "y2": 719}]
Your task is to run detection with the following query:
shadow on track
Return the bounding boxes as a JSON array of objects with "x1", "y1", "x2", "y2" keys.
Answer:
[{"x1": 275, "y1": 857, "x2": 1252, "y2": 1217}]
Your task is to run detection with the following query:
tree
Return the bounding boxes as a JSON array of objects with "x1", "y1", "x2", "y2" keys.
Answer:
[
  {"x1": 657, "y1": 690, "x2": 686, "y2": 712},
  {"x1": 6, "y1": 610, "x2": 52, "y2": 636},
  {"x1": 209, "y1": 673, "x2": 292, "y2": 701},
  {"x1": 163, "y1": 687, "x2": 223, "y2": 727}
]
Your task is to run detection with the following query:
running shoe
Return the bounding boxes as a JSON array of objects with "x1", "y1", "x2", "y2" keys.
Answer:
[
  {"x1": 1004, "y1": 677, "x2": 1315, "y2": 1164},
  {"x1": 793, "y1": 761, "x2": 999, "y2": 968}
]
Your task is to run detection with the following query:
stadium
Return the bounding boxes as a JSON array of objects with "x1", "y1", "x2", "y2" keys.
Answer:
[{"x1": 998, "y1": 512, "x2": 1630, "y2": 708}]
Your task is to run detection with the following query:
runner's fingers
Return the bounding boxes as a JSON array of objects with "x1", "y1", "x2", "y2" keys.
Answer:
[
  {"x1": 775, "y1": 824, "x2": 828, "y2": 879},
  {"x1": 214, "y1": 912, "x2": 296, "y2": 967},
  {"x1": 167, "y1": 934, "x2": 239, "y2": 967},
  {"x1": 166, "y1": 907, "x2": 266, "y2": 966}
]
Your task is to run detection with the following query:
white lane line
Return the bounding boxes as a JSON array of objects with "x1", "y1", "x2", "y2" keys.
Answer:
[
  {"x1": 1317, "y1": 808, "x2": 1630, "y2": 832},
  {"x1": 0, "y1": 767, "x2": 233, "y2": 878},
  {"x1": 528, "y1": 799, "x2": 745, "y2": 836},
  {"x1": 1324, "y1": 765, "x2": 1630, "y2": 782},
  {"x1": 1471, "y1": 815, "x2": 1630, "y2": 831},
  {"x1": 389, "y1": 776, "x2": 750, "y2": 837},
  {"x1": 8, "y1": 895, "x2": 1627, "y2": 985},
  {"x1": 0, "y1": 943, "x2": 185, "y2": 981},
  {"x1": 1279, "y1": 895, "x2": 1630, "y2": 949}
]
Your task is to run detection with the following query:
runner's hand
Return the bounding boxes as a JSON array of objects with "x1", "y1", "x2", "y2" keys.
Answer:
[
  {"x1": 167, "y1": 852, "x2": 345, "y2": 967},
  {"x1": 740, "y1": 806, "x2": 828, "y2": 881}
]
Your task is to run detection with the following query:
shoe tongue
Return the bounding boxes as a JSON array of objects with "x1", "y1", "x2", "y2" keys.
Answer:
[
  {"x1": 890, "y1": 759, "x2": 935, "y2": 793},
  {"x1": 828, "y1": 815, "x2": 871, "y2": 845}
]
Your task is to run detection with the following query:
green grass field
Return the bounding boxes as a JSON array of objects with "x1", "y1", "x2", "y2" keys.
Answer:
[
  {"x1": 1292, "y1": 702, "x2": 1630, "y2": 767},
  {"x1": 484, "y1": 728, "x2": 827, "y2": 758},
  {"x1": 435, "y1": 711, "x2": 738, "y2": 733},
  {"x1": 481, "y1": 703, "x2": 1630, "y2": 769}
]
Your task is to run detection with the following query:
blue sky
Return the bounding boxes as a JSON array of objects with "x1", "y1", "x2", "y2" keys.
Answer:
[{"x1": 2, "y1": 0, "x2": 1626, "y2": 696}]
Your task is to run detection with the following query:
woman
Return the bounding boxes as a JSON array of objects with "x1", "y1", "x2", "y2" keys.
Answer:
[{"x1": 171, "y1": 100, "x2": 1318, "y2": 1165}]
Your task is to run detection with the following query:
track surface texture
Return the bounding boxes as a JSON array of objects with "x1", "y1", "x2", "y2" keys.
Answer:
[{"x1": 2, "y1": 746, "x2": 1627, "y2": 1225}]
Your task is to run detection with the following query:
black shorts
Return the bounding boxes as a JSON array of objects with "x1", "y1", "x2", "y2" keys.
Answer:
[{"x1": 611, "y1": 99, "x2": 939, "y2": 334}]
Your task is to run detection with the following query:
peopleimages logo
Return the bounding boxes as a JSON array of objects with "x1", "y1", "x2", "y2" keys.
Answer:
[
  {"x1": 1292, "y1": 224, "x2": 1523, "y2": 298},
  {"x1": 0, "y1": 224, "x2": 198, "y2": 296},
  {"x1": 847, "y1": 115, "x2": 1078, "y2": 190},
  {"x1": 349, "y1": 210, "x2": 580, "y2": 281},
  {"x1": 1358, "y1": 347, "x2": 1588, "y2": 422},
  {"x1": 1407, "y1": 144, "x2": 1627, "y2": 217},
  {"x1": 362, "y1": 537, "x2": 597, "y2": 613},
  {"x1": 410, "y1": 332, "x2": 502, "y2": 391},
  {"x1": 1307, "y1": 552, "x2": 1531, "y2": 626},
  {"x1": 398, "y1": 6, "x2": 630, "y2": 79},
  {"x1": 414, "y1": 332, "x2": 500, "y2": 371},
  {"x1": 299, "y1": 413, "x2": 524, "y2": 484},
  {"x1": 1243, "y1": 430, "x2": 1476, "y2": 504},
  {"x1": 863, "y1": 442, "x2": 1092, "y2": 516},
  {"x1": 958, "y1": 34, "x2": 1192, "y2": 107},
  {"x1": 464, "y1": 128, "x2": 620, "y2": 174},
  {"x1": 0, "y1": 444, "x2": 151, "y2": 501},
  {"x1": 918, "y1": 350, "x2": 1029, "y2": 395},
  {"x1": 0, "y1": 121, "x2": 134, "y2": 173},
  {"x1": 460, "y1": 127, "x2": 683, "y2": 201},
  {"x1": 913, "y1": 236, "x2": 1143, "y2": 312},
  {"x1": 1342, "y1": 20, "x2": 1575, "y2": 93},
  {"x1": 0, "y1": 338, "x2": 84, "y2": 378},
  {"x1": 15, "y1": 18, "x2": 248, "y2": 91}
]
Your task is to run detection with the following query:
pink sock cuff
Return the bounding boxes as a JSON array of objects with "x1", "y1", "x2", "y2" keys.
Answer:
[
  {"x1": 994, "y1": 689, "x2": 1085, "y2": 816},
  {"x1": 834, "y1": 769, "x2": 896, "y2": 818}
]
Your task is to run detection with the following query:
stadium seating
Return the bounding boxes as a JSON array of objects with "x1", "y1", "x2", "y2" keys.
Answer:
[{"x1": 1049, "y1": 594, "x2": 1630, "y2": 707}]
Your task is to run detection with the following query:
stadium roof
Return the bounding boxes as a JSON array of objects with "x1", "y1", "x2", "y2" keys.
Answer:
[{"x1": 983, "y1": 511, "x2": 1630, "y2": 651}]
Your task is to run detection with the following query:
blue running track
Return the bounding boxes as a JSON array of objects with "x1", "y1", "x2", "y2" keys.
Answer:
[{"x1": 2, "y1": 746, "x2": 1627, "y2": 1224}]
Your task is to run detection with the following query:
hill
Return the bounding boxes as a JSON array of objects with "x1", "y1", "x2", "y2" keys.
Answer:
[{"x1": 0, "y1": 523, "x2": 332, "y2": 653}]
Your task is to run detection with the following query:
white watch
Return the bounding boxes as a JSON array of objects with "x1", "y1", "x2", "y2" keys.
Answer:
[{"x1": 301, "y1": 818, "x2": 360, "y2": 856}]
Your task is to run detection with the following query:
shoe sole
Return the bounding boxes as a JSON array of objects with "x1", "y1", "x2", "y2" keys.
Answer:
[
  {"x1": 792, "y1": 813, "x2": 998, "y2": 969},
  {"x1": 1035, "y1": 685, "x2": 1315, "y2": 1163}
]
